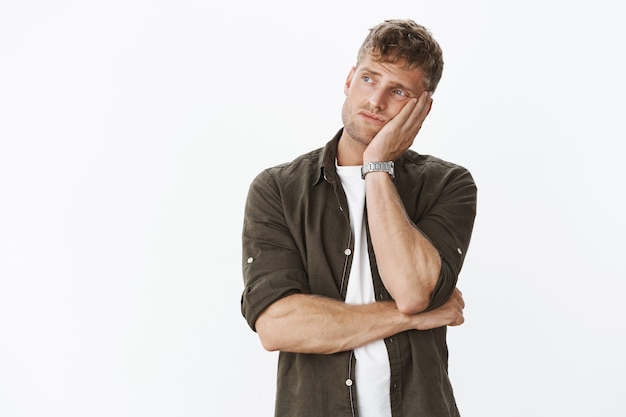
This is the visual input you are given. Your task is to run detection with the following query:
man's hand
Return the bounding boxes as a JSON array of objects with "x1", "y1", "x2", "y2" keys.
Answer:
[
  {"x1": 363, "y1": 91, "x2": 432, "y2": 163},
  {"x1": 414, "y1": 288, "x2": 465, "y2": 330}
]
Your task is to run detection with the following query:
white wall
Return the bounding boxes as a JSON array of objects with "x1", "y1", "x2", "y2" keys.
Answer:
[{"x1": 1, "y1": 1, "x2": 624, "y2": 416}]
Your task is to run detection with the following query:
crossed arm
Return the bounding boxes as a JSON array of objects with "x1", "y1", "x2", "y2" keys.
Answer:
[
  {"x1": 255, "y1": 170, "x2": 465, "y2": 354},
  {"x1": 256, "y1": 289, "x2": 464, "y2": 354}
]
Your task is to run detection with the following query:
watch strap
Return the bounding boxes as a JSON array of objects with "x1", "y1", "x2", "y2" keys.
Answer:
[{"x1": 361, "y1": 161, "x2": 395, "y2": 179}]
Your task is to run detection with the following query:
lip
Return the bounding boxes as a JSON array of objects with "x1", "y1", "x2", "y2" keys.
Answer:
[{"x1": 358, "y1": 110, "x2": 386, "y2": 124}]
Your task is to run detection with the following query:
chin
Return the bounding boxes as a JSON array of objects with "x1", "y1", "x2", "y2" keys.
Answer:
[
  {"x1": 354, "y1": 131, "x2": 377, "y2": 147},
  {"x1": 344, "y1": 124, "x2": 377, "y2": 146}
]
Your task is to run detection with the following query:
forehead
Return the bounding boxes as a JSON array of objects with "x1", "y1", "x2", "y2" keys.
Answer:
[{"x1": 356, "y1": 54, "x2": 427, "y2": 91}]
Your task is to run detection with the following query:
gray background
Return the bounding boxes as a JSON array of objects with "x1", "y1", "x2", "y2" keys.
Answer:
[{"x1": 1, "y1": 1, "x2": 624, "y2": 416}]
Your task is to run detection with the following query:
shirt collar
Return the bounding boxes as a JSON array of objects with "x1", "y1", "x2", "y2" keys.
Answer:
[{"x1": 314, "y1": 128, "x2": 343, "y2": 186}]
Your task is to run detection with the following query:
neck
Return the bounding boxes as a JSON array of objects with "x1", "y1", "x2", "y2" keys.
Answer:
[{"x1": 337, "y1": 133, "x2": 366, "y2": 166}]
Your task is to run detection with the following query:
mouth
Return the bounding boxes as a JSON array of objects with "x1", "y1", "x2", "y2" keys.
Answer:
[{"x1": 358, "y1": 110, "x2": 386, "y2": 124}]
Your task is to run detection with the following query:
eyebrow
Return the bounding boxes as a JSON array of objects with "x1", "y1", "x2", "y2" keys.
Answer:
[{"x1": 358, "y1": 66, "x2": 420, "y2": 96}]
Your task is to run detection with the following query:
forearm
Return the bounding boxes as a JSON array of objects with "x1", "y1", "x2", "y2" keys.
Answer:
[
  {"x1": 255, "y1": 290, "x2": 465, "y2": 354},
  {"x1": 255, "y1": 294, "x2": 414, "y2": 354},
  {"x1": 364, "y1": 172, "x2": 441, "y2": 314}
]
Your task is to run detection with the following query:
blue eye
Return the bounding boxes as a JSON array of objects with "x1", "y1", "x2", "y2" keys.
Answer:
[
  {"x1": 363, "y1": 75, "x2": 372, "y2": 83},
  {"x1": 393, "y1": 89, "x2": 407, "y2": 97}
]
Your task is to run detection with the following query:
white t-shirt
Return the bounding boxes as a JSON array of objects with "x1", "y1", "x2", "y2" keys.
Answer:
[{"x1": 336, "y1": 164, "x2": 392, "y2": 417}]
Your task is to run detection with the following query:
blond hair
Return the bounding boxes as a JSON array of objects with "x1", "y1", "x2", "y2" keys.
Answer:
[{"x1": 357, "y1": 19, "x2": 444, "y2": 93}]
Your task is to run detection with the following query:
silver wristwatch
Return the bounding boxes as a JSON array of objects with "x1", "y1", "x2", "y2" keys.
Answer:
[{"x1": 361, "y1": 161, "x2": 395, "y2": 179}]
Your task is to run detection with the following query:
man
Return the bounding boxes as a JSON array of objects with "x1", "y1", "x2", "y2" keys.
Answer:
[{"x1": 241, "y1": 19, "x2": 477, "y2": 417}]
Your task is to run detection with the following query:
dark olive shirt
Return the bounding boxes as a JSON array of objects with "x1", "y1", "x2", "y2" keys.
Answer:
[{"x1": 241, "y1": 129, "x2": 477, "y2": 417}]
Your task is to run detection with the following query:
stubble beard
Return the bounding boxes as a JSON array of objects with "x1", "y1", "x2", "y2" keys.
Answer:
[{"x1": 341, "y1": 101, "x2": 381, "y2": 149}]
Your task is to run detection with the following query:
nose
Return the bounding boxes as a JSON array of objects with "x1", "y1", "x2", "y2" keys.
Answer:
[{"x1": 368, "y1": 87, "x2": 386, "y2": 111}]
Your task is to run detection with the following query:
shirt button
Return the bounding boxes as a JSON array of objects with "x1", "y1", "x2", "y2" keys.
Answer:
[
  {"x1": 457, "y1": 248, "x2": 463, "y2": 255},
  {"x1": 344, "y1": 249, "x2": 352, "y2": 256},
  {"x1": 247, "y1": 257, "x2": 254, "y2": 264},
  {"x1": 345, "y1": 378, "x2": 353, "y2": 387}
]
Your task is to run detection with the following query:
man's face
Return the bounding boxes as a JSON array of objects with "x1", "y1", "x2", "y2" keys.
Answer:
[{"x1": 341, "y1": 54, "x2": 428, "y2": 147}]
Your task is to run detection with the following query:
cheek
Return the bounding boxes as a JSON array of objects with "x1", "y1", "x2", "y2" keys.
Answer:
[
  {"x1": 340, "y1": 100, "x2": 351, "y2": 124},
  {"x1": 387, "y1": 102, "x2": 405, "y2": 118},
  {"x1": 344, "y1": 88, "x2": 368, "y2": 108}
]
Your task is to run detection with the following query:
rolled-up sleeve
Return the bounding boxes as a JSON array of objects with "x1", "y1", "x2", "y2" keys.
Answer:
[
  {"x1": 241, "y1": 169, "x2": 311, "y2": 331},
  {"x1": 412, "y1": 165, "x2": 477, "y2": 310}
]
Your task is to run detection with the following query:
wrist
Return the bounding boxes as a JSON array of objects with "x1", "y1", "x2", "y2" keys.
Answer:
[{"x1": 361, "y1": 161, "x2": 395, "y2": 179}]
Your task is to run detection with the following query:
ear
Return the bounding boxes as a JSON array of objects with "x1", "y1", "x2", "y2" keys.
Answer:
[
  {"x1": 426, "y1": 94, "x2": 434, "y2": 116},
  {"x1": 344, "y1": 67, "x2": 356, "y2": 96}
]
